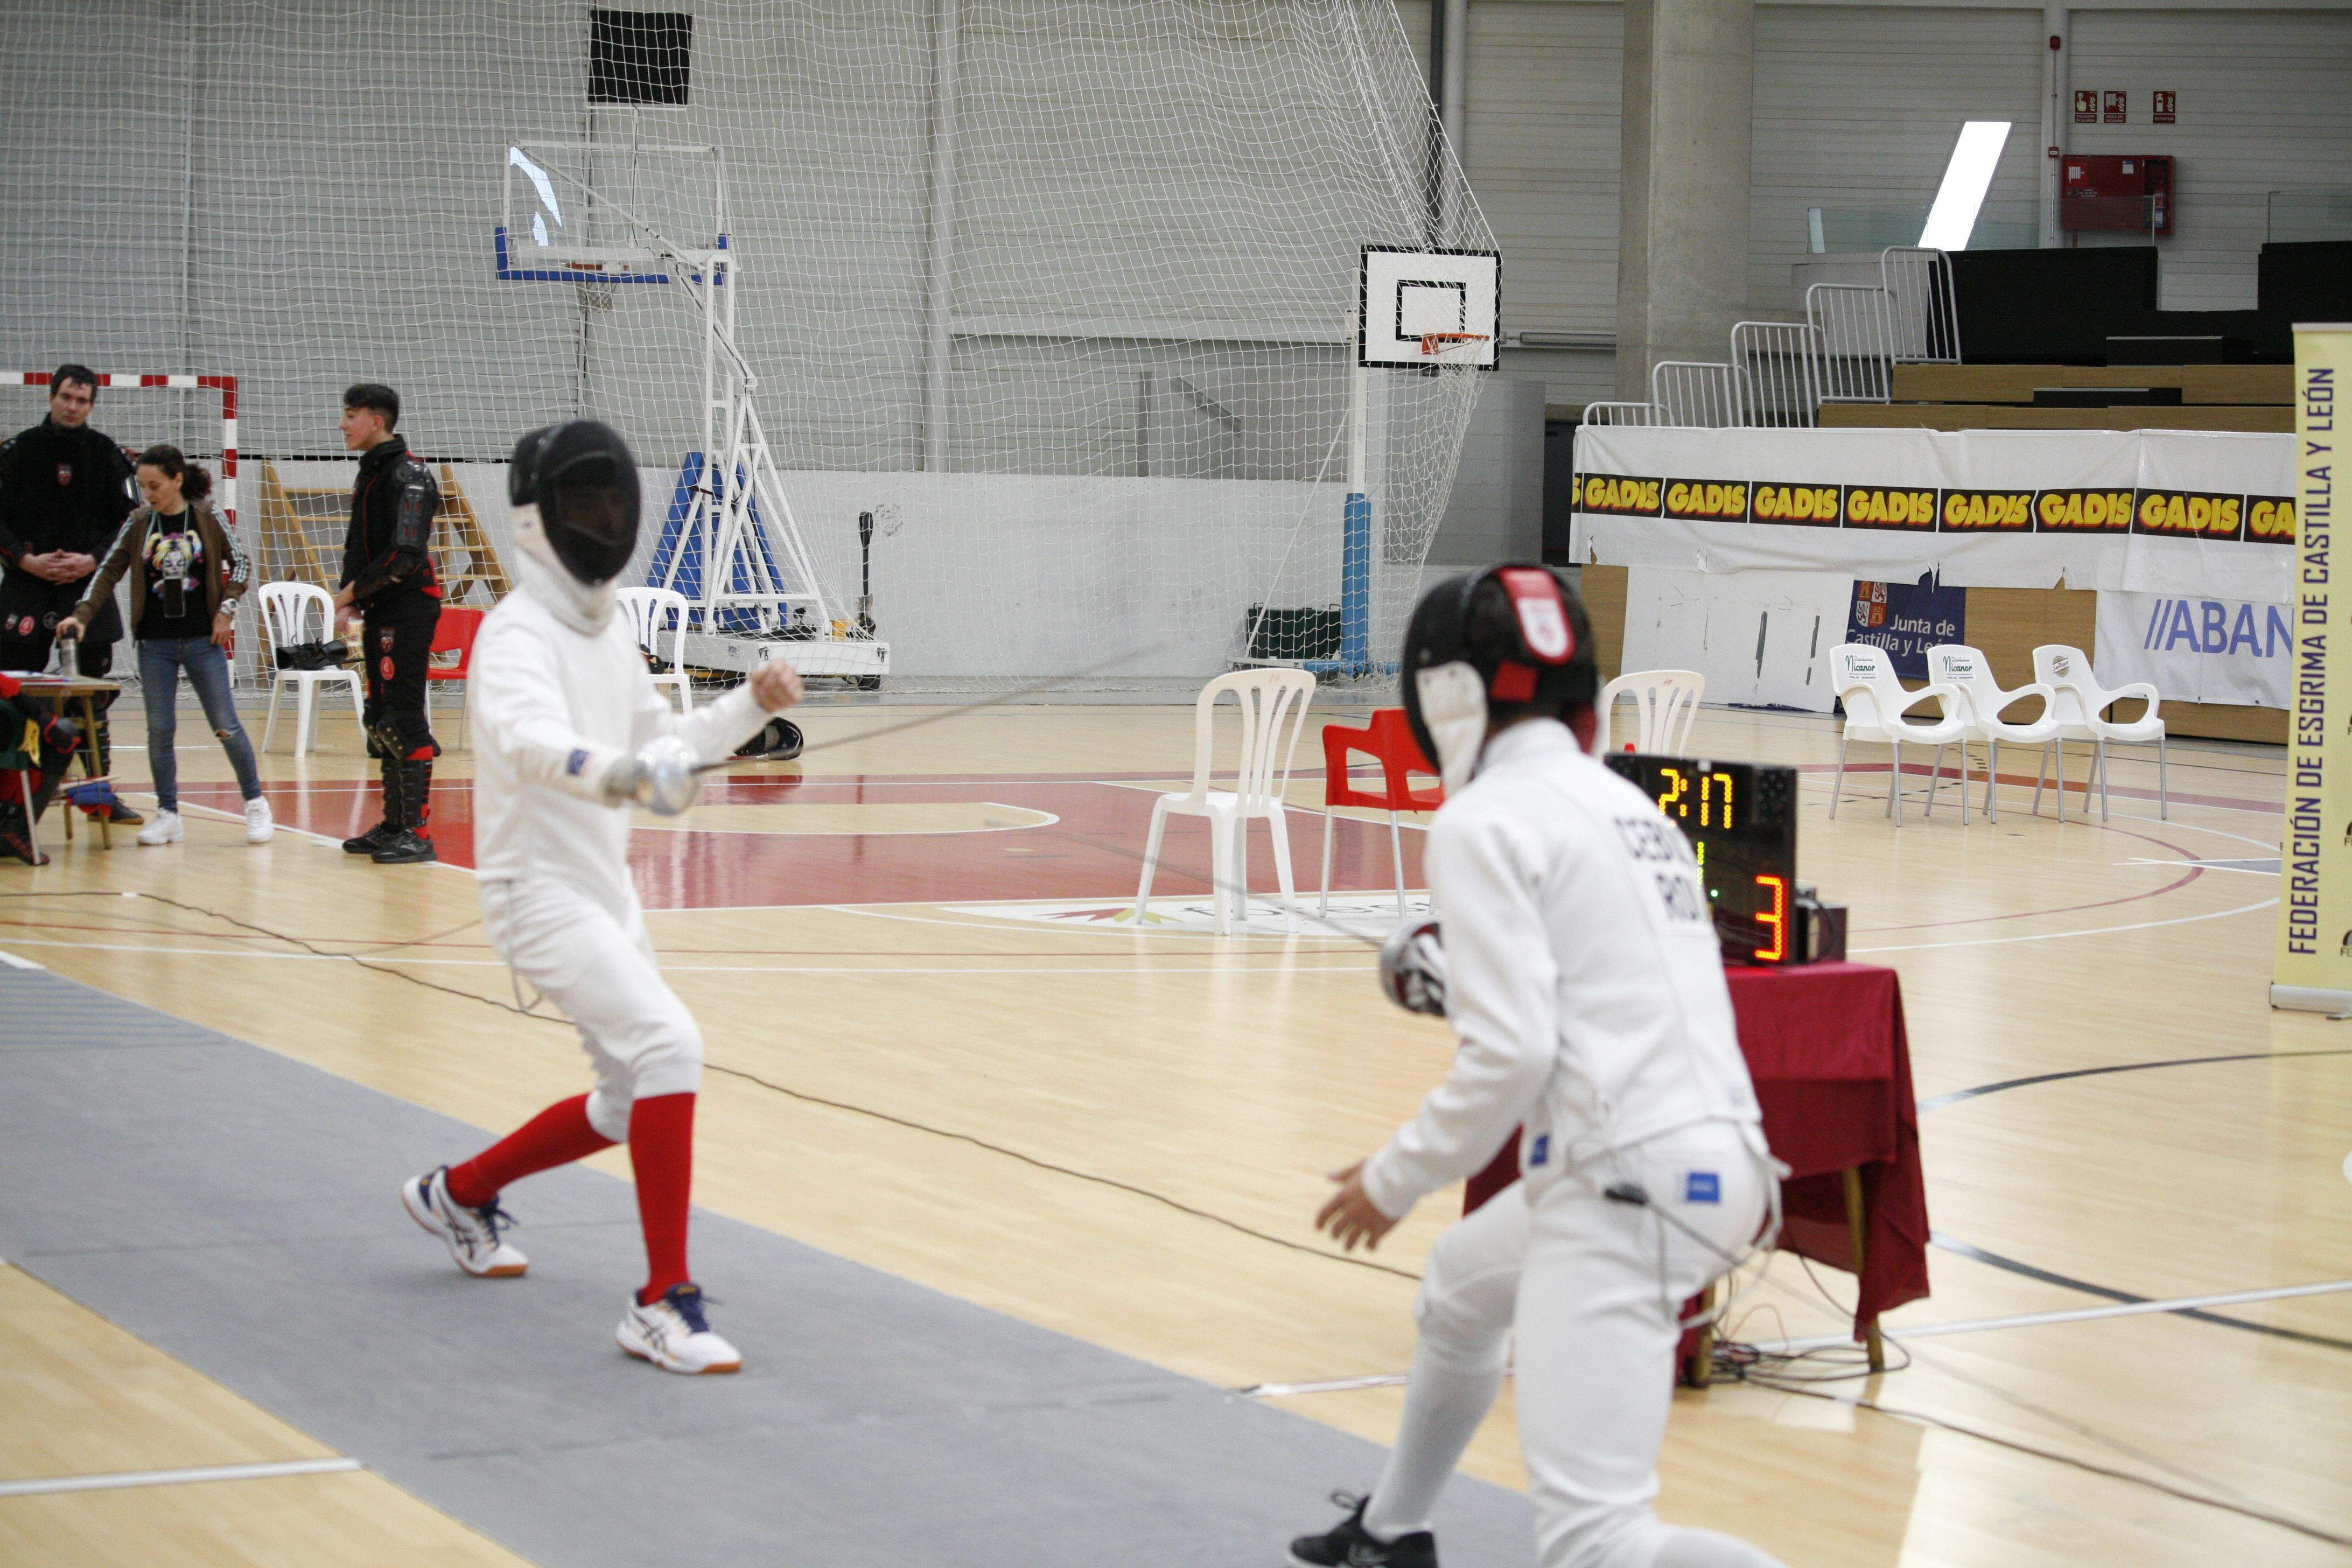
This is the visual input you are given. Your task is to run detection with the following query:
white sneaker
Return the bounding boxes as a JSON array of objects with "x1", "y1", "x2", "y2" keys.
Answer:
[
  {"x1": 400, "y1": 1166, "x2": 528, "y2": 1278},
  {"x1": 136, "y1": 811, "x2": 183, "y2": 846},
  {"x1": 617, "y1": 1284, "x2": 741, "y2": 1374},
  {"x1": 244, "y1": 796, "x2": 275, "y2": 843}
]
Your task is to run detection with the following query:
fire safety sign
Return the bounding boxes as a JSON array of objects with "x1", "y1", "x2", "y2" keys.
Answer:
[
  {"x1": 2153, "y1": 90, "x2": 2177, "y2": 123},
  {"x1": 2074, "y1": 89, "x2": 2097, "y2": 124},
  {"x1": 2103, "y1": 90, "x2": 2127, "y2": 123}
]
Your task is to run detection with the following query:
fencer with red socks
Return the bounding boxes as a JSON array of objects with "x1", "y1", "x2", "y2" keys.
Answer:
[{"x1": 400, "y1": 419, "x2": 802, "y2": 1375}]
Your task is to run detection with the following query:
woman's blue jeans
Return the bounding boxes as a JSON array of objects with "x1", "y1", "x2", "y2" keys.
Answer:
[{"x1": 138, "y1": 636, "x2": 262, "y2": 813}]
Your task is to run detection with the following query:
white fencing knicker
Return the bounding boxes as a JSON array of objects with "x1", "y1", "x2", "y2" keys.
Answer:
[
  {"x1": 1366, "y1": 1121, "x2": 1787, "y2": 1568},
  {"x1": 482, "y1": 877, "x2": 704, "y2": 1144}
]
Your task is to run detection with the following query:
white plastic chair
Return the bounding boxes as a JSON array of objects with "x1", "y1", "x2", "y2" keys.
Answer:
[
  {"x1": 1133, "y1": 670, "x2": 1316, "y2": 935},
  {"x1": 258, "y1": 582, "x2": 364, "y2": 758},
  {"x1": 1826, "y1": 643, "x2": 1973, "y2": 826},
  {"x1": 615, "y1": 586, "x2": 694, "y2": 712},
  {"x1": 1926, "y1": 644, "x2": 2060, "y2": 823},
  {"x1": 2033, "y1": 644, "x2": 2168, "y2": 822},
  {"x1": 1593, "y1": 669, "x2": 1705, "y2": 756}
]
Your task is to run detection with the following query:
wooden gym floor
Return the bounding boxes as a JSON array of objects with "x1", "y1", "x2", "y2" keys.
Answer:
[{"x1": 1, "y1": 688, "x2": 2344, "y2": 1566}]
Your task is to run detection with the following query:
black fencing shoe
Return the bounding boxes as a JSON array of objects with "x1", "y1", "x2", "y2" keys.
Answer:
[
  {"x1": 1289, "y1": 1493, "x2": 1437, "y2": 1568},
  {"x1": 346, "y1": 762, "x2": 397, "y2": 853},
  {"x1": 343, "y1": 820, "x2": 397, "y2": 855},
  {"x1": 371, "y1": 829, "x2": 438, "y2": 865}
]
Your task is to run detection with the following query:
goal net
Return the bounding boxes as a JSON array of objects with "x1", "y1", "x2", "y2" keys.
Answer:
[{"x1": 0, "y1": 0, "x2": 1494, "y2": 688}]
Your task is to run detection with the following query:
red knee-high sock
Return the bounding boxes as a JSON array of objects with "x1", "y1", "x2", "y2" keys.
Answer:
[
  {"x1": 628, "y1": 1092, "x2": 696, "y2": 1306},
  {"x1": 445, "y1": 1094, "x2": 615, "y2": 1208}
]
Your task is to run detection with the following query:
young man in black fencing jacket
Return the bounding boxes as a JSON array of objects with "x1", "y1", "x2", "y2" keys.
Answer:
[{"x1": 331, "y1": 383, "x2": 442, "y2": 864}]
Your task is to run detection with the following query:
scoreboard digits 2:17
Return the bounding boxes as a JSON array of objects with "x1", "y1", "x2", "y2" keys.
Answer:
[{"x1": 1602, "y1": 753, "x2": 1800, "y2": 964}]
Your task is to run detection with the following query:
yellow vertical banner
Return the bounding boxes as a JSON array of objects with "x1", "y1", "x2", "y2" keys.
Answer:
[{"x1": 2273, "y1": 325, "x2": 2352, "y2": 1010}]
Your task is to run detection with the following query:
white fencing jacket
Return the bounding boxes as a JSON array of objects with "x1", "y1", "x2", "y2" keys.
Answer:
[
  {"x1": 1361, "y1": 719, "x2": 1765, "y2": 1220},
  {"x1": 470, "y1": 550, "x2": 777, "y2": 916}
]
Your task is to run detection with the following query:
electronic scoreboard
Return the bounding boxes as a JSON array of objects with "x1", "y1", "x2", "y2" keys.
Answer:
[{"x1": 1603, "y1": 753, "x2": 1804, "y2": 964}]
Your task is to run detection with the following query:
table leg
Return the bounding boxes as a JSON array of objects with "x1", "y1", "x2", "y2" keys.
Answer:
[
  {"x1": 1684, "y1": 1282, "x2": 1718, "y2": 1388},
  {"x1": 79, "y1": 695, "x2": 109, "y2": 849},
  {"x1": 1841, "y1": 1165, "x2": 1885, "y2": 1371},
  {"x1": 54, "y1": 696, "x2": 78, "y2": 846},
  {"x1": 19, "y1": 769, "x2": 43, "y2": 859}
]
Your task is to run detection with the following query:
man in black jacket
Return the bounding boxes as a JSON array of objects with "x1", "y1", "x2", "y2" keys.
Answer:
[
  {"x1": 331, "y1": 383, "x2": 442, "y2": 865},
  {"x1": 0, "y1": 365, "x2": 142, "y2": 825}
]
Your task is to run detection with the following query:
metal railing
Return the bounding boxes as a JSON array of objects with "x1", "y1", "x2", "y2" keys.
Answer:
[
  {"x1": 1806, "y1": 283, "x2": 1896, "y2": 403},
  {"x1": 1879, "y1": 246, "x2": 1959, "y2": 364},
  {"x1": 1729, "y1": 320, "x2": 1822, "y2": 428},
  {"x1": 1649, "y1": 360, "x2": 1746, "y2": 428},
  {"x1": 1580, "y1": 400, "x2": 1659, "y2": 427},
  {"x1": 1573, "y1": 247, "x2": 1959, "y2": 436}
]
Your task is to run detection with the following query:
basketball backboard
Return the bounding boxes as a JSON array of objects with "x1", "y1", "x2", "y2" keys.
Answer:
[
  {"x1": 496, "y1": 140, "x2": 723, "y2": 283},
  {"x1": 1358, "y1": 245, "x2": 1501, "y2": 370}
]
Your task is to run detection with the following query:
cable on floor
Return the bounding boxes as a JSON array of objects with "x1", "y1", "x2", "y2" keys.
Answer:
[{"x1": 0, "y1": 890, "x2": 1422, "y2": 1285}]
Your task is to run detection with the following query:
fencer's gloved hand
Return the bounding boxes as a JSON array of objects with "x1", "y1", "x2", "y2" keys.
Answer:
[
  {"x1": 1378, "y1": 919, "x2": 1449, "y2": 1017},
  {"x1": 602, "y1": 734, "x2": 701, "y2": 816}
]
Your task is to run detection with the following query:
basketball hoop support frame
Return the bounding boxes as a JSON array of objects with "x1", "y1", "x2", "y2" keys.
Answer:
[{"x1": 494, "y1": 142, "x2": 884, "y2": 681}]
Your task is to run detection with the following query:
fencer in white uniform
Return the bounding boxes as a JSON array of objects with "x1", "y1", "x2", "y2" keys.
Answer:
[
  {"x1": 1292, "y1": 565, "x2": 1788, "y2": 1568},
  {"x1": 400, "y1": 419, "x2": 802, "y2": 1375}
]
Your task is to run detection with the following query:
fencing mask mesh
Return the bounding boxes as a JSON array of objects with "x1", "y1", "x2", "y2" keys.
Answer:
[{"x1": 510, "y1": 419, "x2": 640, "y2": 586}]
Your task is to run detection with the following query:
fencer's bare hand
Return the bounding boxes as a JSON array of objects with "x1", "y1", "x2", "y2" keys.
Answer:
[
  {"x1": 334, "y1": 606, "x2": 358, "y2": 638},
  {"x1": 1317, "y1": 1160, "x2": 1399, "y2": 1253},
  {"x1": 749, "y1": 660, "x2": 803, "y2": 713},
  {"x1": 57, "y1": 552, "x2": 95, "y2": 580},
  {"x1": 18, "y1": 551, "x2": 67, "y2": 583}
]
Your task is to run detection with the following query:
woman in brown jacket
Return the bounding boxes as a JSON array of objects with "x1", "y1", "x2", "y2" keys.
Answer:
[{"x1": 63, "y1": 445, "x2": 271, "y2": 845}]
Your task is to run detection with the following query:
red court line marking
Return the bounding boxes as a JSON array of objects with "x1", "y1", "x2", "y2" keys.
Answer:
[
  {"x1": 202, "y1": 760, "x2": 2278, "y2": 812},
  {"x1": 172, "y1": 761, "x2": 2263, "y2": 920},
  {"x1": 0, "y1": 919, "x2": 1363, "y2": 962},
  {"x1": 179, "y1": 777, "x2": 1419, "y2": 914}
]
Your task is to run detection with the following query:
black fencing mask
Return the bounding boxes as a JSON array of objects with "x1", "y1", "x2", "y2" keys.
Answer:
[{"x1": 510, "y1": 419, "x2": 640, "y2": 586}]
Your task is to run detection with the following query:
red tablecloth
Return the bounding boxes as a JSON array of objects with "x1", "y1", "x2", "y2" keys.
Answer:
[{"x1": 1464, "y1": 961, "x2": 1929, "y2": 1339}]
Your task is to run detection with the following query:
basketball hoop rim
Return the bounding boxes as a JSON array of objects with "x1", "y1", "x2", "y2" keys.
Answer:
[{"x1": 1419, "y1": 330, "x2": 1493, "y2": 356}]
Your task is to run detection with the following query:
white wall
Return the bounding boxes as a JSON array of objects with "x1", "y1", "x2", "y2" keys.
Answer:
[
  {"x1": 262, "y1": 458, "x2": 1360, "y2": 679},
  {"x1": 1419, "y1": 0, "x2": 2352, "y2": 408},
  {"x1": 2066, "y1": 6, "x2": 2352, "y2": 308},
  {"x1": 1751, "y1": 4, "x2": 2047, "y2": 311}
]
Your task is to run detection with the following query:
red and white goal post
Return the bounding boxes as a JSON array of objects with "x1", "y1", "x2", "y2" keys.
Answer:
[{"x1": 2, "y1": 372, "x2": 239, "y2": 533}]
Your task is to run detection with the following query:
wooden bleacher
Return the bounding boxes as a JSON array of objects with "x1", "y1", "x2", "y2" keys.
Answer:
[
  {"x1": 254, "y1": 461, "x2": 510, "y2": 608},
  {"x1": 1822, "y1": 362, "x2": 2293, "y2": 433},
  {"x1": 1889, "y1": 363, "x2": 2292, "y2": 404}
]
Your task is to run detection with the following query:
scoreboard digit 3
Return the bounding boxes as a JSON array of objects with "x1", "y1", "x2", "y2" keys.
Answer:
[{"x1": 1604, "y1": 753, "x2": 1803, "y2": 964}]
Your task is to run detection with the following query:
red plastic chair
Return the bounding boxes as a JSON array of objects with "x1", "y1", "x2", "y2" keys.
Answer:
[
  {"x1": 428, "y1": 607, "x2": 485, "y2": 750},
  {"x1": 1319, "y1": 707, "x2": 1443, "y2": 917}
]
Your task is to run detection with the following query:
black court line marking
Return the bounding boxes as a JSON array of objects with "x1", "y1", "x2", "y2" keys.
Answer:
[
  {"x1": 1924, "y1": 1047, "x2": 2352, "y2": 1355},
  {"x1": 1919, "y1": 1046, "x2": 2352, "y2": 1112},
  {"x1": 1930, "y1": 1234, "x2": 2352, "y2": 1355}
]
